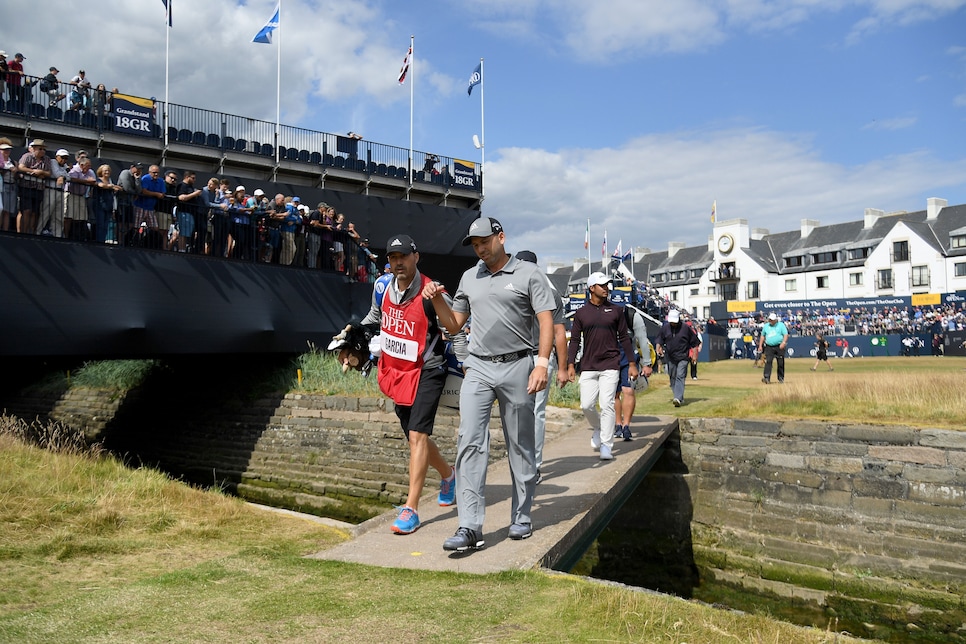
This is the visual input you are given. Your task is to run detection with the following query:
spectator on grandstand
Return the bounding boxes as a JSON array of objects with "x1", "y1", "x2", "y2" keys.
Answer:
[
  {"x1": 0, "y1": 52, "x2": 7, "y2": 102},
  {"x1": 203, "y1": 177, "x2": 229, "y2": 257},
  {"x1": 37, "y1": 147, "x2": 70, "y2": 237},
  {"x1": 332, "y1": 211, "x2": 346, "y2": 272},
  {"x1": 321, "y1": 205, "x2": 336, "y2": 269},
  {"x1": 17, "y1": 139, "x2": 51, "y2": 235},
  {"x1": 0, "y1": 138, "x2": 17, "y2": 232},
  {"x1": 6, "y1": 53, "x2": 26, "y2": 104},
  {"x1": 116, "y1": 161, "x2": 143, "y2": 243},
  {"x1": 158, "y1": 170, "x2": 179, "y2": 248},
  {"x1": 92, "y1": 164, "x2": 121, "y2": 244},
  {"x1": 65, "y1": 156, "x2": 96, "y2": 241},
  {"x1": 356, "y1": 237, "x2": 378, "y2": 282},
  {"x1": 40, "y1": 66, "x2": 66, "y2": 107},
  {"x1": 304, "y1": 201, "x2": 328, "y2": 269},
  {"x1": 273, "y1": 196, "x2": 301, "y2": 266},
  {"x1": 92, "y1": 84, "x2": 109, "y2": 118},
  {"x1": 133, "y1": 165, "x2": 166, "y2": 246},
  {"x1": 175, "y1": 171, "x2": 203, "y2": 253},
  {"x1": 226, "y1": 186, "x2": 253, "y2": 260},
  {"x1": 345, "y1": 221, "x2": 362, "y2": 276},
  {"x1": 68, "y1": 69, "x2": 92, "y2": 112}
]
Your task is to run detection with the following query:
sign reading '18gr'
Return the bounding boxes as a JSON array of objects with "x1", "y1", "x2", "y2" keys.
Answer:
[{"x1": 111, "y1": 94, "x2": 156, "y2": 137}]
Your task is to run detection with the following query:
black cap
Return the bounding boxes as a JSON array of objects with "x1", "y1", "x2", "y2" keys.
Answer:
[
  {"x1": 132, "y1": 162, "x2": 144, "y2": 170},
  {"x1": 515, "y1": 250, "x2": 537, "y2": 264},
  {"x1": 461, "y1": 217, "x2": 504, "y2": 246},
  {"x1": 386, "y1": 234, "x2": 417, "y2": 255}
]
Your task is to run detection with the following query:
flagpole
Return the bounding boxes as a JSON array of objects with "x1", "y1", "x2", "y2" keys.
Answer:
[
  {"x1": 409, "y1": 35, "x2": 414, "y2": 189},
  {"x1": 586, "y1": 219, "x2": 591, "y2": 283},
  {"x1": 274, "y1": 0, "x2": 281, "y2": 172},
  {"x1": 479, "y1": 58, "x2": 485, "y2": 199},
  {"x1": 163, "y1": 1, "x2": 170, "y2": 148}
]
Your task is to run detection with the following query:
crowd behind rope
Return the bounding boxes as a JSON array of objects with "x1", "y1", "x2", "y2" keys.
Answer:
[
  {"x1": 609, "y1": 272, "x2": 966, "y2": 350},
  {"x1": 0, "y1": 138, "x2": 380, "y2": 280}
]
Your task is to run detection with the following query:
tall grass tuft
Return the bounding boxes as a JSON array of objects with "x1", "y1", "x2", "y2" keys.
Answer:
[{"x1": 0, "y1": 414, "x2": 102, "y2": 456}]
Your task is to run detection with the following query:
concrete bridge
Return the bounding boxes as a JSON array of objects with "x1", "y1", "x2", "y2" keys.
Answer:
[{"x1": 312, "y1": 414, "x2": 677, "y2": 574}]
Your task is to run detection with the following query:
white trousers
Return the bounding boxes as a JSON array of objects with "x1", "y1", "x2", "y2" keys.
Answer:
[{"x1": 578, "y1": 369, "x2": 620, "y2": 449}]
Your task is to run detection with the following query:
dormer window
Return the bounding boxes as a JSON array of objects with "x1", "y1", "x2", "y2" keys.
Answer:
[
  {"x1": 951, "y1": 235, "x2": 966, "y2": 249},
  {"x1": 813, "y1": 251, "x2": 838, "y2": 264},
  {"x1": 784, "y1": 256, "x2": 803, "y2": 268}
]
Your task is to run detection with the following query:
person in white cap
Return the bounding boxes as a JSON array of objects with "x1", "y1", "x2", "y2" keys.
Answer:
[
  {"x1": 758, "y1": 313, "x2": 789, "y2": 383},
  {"x1": 567, "y1": 271, "x2": 638, "y2": 460},
  {"x1": 655, "y1": 308, "x2": 700, "y2": 407}
]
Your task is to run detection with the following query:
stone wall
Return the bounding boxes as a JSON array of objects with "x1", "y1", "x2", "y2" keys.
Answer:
[
  {"x1": 679, "y1": 418, "x2": 966, "y2": 640},
  {"x1": 4, "y1": 386, "x2": 579, "y2": 525}
]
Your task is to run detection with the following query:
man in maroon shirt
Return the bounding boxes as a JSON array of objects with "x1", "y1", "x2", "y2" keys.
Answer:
[{"x1": 566, "y1": 272, "x2": 638, "y2": 460}]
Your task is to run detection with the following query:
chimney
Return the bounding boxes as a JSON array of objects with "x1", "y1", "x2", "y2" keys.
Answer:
[
  {"x1": 668, "y1": 242, "x2": 685, "y2": 258},
  {"x1": 927, "y1": 197, "x2": 947, "y2": 221},
  {"x1": 751, "y1": 228, "x2": 769, "y2": 241},
  {"x1": 708, "y1": 235, "x2": 714, "y2": 253},
  {"x1": 801, "y1": 219, "x2": 819, "y2": 239},
  {"x1": 864, "y1": 208, "x2": 884, "y2": 229}
]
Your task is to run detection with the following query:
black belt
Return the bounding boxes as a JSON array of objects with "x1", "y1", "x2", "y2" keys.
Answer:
[{"x1": 471, "y1": 350, "x2": 530, "y2": 363}]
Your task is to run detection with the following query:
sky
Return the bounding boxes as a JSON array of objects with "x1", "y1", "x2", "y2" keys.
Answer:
[{"x1": 5, "y1": 0, "x2": 966, "y2": 268}]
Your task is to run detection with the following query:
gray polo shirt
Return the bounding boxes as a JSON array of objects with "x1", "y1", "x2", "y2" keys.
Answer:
[{"x1": 453, "y1": 254, "x2": 556, "y2": 357}]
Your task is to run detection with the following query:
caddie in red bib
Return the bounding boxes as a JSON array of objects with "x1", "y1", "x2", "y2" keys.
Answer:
[
  {"x1": 378, "y1": 273, "x2": 434, "y2": 406},
  {"x1": 357, "y1": 234, "x2": 467, "y2": 537}
]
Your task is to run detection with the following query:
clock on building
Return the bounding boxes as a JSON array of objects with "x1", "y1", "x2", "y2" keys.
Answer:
[{"x1": 717, "y1": 234, "x2": 734, "y2": 254}]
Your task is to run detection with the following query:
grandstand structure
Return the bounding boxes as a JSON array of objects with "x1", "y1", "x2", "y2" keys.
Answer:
[
  {"x1": 556, "y1": 197, "x2": 966, "y2": 322},
  {"x1": 0, "y1": 77, "x2": 481, "y2": 359},
  {"x1": 0, "y1": 78, "x2": 482, "y2": 210}
]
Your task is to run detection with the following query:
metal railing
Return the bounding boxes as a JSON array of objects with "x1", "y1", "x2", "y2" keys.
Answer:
[
  {"x1": 1, "y1": 76, "x2": 481, "y2": 193},
  {"x1": 0, "y1": 180, "x2": 378, "y2": 281}
]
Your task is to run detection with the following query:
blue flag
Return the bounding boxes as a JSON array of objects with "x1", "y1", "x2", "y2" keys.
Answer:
[
  {"x1": 253, "y1": 4, "x2": 280, "y2": 44},
  {"x1": 161, "y1": 0, "x2": 171, "y2": 27},
  {"x1": 467, "y1": 62, "x2": 481, "y2": 96}
]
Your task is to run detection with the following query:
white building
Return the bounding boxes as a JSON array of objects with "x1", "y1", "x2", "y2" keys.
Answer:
[{"x1": 560, "y1": 198, "x2": 966, "y2": 320}]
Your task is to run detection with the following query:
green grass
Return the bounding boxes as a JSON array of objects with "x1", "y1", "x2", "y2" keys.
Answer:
[
  {"x1": 0, "y1": 429, "x2": 868, "y2": 644},
  {"x1": 631, "y1": 355, "x2": 965, "y2": 429}
]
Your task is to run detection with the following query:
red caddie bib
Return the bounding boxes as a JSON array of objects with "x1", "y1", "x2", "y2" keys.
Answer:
[{"x1": 377, "y1": 274, "x2": 433, "y2": 406}]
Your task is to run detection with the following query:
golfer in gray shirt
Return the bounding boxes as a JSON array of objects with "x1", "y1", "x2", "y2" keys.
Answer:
[{"x1": 424, "y1": 216, "x2": 556, "y2": 552}]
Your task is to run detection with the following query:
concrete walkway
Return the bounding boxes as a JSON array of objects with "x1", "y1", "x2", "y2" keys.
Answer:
[{"x1": 311, "y1": 413, "x2": 677, "y2": 575}]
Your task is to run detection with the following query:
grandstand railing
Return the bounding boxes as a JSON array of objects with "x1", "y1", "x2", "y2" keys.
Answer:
[
  {"x1": 1, "y1": 76, "x2": 480, "y2": 193},
  {"x1": 1, "y1": 180, "x2": 379, "y2": 282}
]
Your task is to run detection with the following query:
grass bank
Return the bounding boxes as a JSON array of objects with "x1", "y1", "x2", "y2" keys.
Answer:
[{"x1": 0, "y1": 420, "x2": 867, "y2": 644}]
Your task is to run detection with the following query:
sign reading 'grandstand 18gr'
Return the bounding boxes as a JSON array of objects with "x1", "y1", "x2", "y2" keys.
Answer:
[
  {"x1": 452, "y1": 159, "x2": 479, "y2": 190},
  {"x1": 112, "y1": 94, "x2": 156, "y2": 137}
]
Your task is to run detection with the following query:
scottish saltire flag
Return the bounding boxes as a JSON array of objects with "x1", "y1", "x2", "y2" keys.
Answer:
[
  {"x1": 253, "y1": 4, "x2": 280, "y2": 44},
  {"x1": 584, "y1": 219, "x2": 589, "y2": 250},
  {"x1": 467, "y1": 63, "x2": 482, "y2": 96},
  {"x1": 711, "y1": 200, "x2": 716, "y2": 223},
  {"x1": 161, "y1": 0, "x2": 171, "y2": 26},
  {"x1": 397, "y1": 46, "x2": 412, "y2": 84}
]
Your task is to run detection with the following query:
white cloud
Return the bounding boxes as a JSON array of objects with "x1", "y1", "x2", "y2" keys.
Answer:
[
  {"x1": 484, "y1": 127, "x2": 966, "y2": 265},
  {"x1": 466, "y1": 0, "x2": 966, "y2": 60}
]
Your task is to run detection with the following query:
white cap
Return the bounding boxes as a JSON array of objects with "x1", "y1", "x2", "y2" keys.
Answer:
[
  {"x1": 768, "y1": 312, "x2": 778, "y2": 321},
  {"x1": 55, "y1": 148, "x2": 70, "y2": 157},
  {"x1": 253, "y1": 189, "x2": 265, "y2": 197},
  {"x1": 667, "y1": 309, "x2": 680, "y2": 323},
  {"x1": 234, "y1": 186, "x2": 246, "y2": 193},
  {"x1": 587, "y1": 272, "x2": 610, "y2": 288}
]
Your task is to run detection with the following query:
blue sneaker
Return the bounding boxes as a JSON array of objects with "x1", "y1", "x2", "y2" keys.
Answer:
[
  {"x1": 391, "y1": 506, "x2": 420, "y2": 535},
  {"x1": 438, "y1": 470, "x2": 456, "y2": 507}
]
